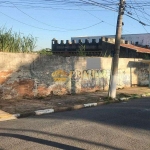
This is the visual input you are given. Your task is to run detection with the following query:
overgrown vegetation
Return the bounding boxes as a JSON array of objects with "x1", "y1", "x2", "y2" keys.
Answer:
[
  {"x1": 0, "y1": 27, "x2": 37, "y2": 53},
  {"x1": 144, "y1": 54, "x2": 150, "y2": 60},
  {"x1": 102, "y1": 50, "x2": 111, "y2": 57},
  {"x1": 36, "y1": 48, "x2": 53, "y2": 55},
  {"x1": 78, "y1": 44, "x2": 86, "y2": 56}
]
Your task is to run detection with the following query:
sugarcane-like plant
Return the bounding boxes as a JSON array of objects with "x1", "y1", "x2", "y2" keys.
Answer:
[{"x1": 0, "y1": 27, "x2": 37, "y2": 53}]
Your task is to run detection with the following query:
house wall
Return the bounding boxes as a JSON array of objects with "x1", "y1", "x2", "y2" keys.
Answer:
[
  {"x1": 121, "y1": 33, "x2": 150, "y2": 46},
  {"x1": 52, "y1": 37, "x2": 150, "y2": 58},
  {"x1": 52, "y1": 38, "x2": 102, "y2": 52},
  {"x1": 0, "y1": 52, "x2": 149, "y2": 99},
  {"x1": 52, "y1": 37, "x2": 130, "y2": 57},
  {"x1": 71, "y1": 33, "x2": 150, "y2": 47}
]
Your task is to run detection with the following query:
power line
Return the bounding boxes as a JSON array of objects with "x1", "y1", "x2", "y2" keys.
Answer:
[
  {"x1": 0, "y1": 0, "x2": 118, "y2": 9},
  {"x1": 77, "y1": 0, "x2": 131, "y2": 33},
  {"x1": 79, "y1": 0, "x2": 118, "y2": 12},
  {"x1": 130, "y1": 0, "x2": 150, "y2": 24},
  {"x1": 0, "y1": 1, "x2": 109, "y2": 11},
  {"x1": 125, "y1": 1, "x2": 150, "y2": 20},
  {"x1": 0, "y1": 11, "x2": 65, "y2": 32},
  {"x1": 125, "y1": 0, "x2": 150, "y2": 34},
  {"x1": 129, "y1": 0, "x2": 148, "y2": 33},
  {"x1": 125, "y1": 14, "x2": 150, "y2": 26},
  {"x1": 0, "y1": 0, "x2": 120, "y2": 32},
  {"x1": 133, "y1": 0, "x2": 149, "y2": 32},
  {"x1": 0, "y1": 10, "x2": 104, "y2": 32},
  {"x1": 0, "y1": 0, "x2": 146, "y2": 34},
  {"x1": 74, "y1": 0, "x2": 121, "y2": 32},
  {"x1": 9, "y1": 1, "x2": 104, "y2": 31}
]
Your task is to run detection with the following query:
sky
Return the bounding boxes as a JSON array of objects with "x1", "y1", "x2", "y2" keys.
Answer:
[{"x1": 0, "y1": 0, "x2": 150, "y2": 50}]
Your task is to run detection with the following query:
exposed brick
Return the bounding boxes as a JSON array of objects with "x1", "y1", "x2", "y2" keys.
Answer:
[
  {"x1": 37, "y1": 85, "x2": 49, "y2": 96},
  {"x1": 0, "y1": 70, "x2": 13, "y2": 76},
  {"x1": 52, "y1": 85, "x2": 68, "y2": 95},
  {"x1": 16, "y1": 79, "x2": 34, "y2": 97},
  {"x1": 0, "y1": 70, "x2": 13, "y2": 84}
]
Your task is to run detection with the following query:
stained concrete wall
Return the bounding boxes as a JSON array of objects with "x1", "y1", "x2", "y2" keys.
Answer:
[{"x1": 0, "y1": 52, "x2": 149, "y2": 99}]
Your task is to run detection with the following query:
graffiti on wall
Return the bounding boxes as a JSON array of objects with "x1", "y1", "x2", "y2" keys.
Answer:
[
  {"x1": 51, "y1": 69, "x2": 69, "y2": 82},
  {"x1": 51, "y1": 69, "x2": 131, "y2": 91},
  {"x1": 138, "y1": 68, "x2": 149, "y2": 85},
  {"x1": 80, "y1": 70, "x2": 110, "y2": 89},
  {"x1": 52, "y1": 69, "x2": 110, "y2": 80},
  {"x1": 117, "y1": 70, "x2": 130, "y2": 87}
]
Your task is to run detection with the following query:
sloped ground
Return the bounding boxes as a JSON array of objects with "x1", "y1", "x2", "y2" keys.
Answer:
[{"x1": 0, "y1": 87, "x2": 150, "y2": 114}]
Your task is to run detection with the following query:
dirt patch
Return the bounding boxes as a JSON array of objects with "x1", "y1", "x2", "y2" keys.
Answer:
[
  {"x1": 0, "y1": 92, "x2": 105, "y2": 114},
  {"x1": 0, "y1": 87, "x2": 150, "y2": 114}
]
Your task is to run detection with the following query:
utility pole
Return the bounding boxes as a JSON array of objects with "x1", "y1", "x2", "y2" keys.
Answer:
[{"x1": 108, "y1": 0, "x2": 125, "y2": 99}]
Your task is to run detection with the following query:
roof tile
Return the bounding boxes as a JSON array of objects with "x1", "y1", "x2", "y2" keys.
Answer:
[{"x1": 121, "y1": 43, "x2": 150, "y2": 54}]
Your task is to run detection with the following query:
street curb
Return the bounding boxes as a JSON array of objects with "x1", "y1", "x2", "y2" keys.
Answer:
[
  {"x1": 11, "y1": 95, "x2": 146, "y2": 120},
  {"x1": 12, "y1": 102, "x2": 108, "y2": 119},
  {"x1": 2, "y1": 92, "x2": 150, "y2": 121}
]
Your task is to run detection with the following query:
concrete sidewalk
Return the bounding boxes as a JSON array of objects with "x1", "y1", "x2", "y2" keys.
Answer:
[{"x1": 0, "y1": 110, "x2": 16, "y2": 121}]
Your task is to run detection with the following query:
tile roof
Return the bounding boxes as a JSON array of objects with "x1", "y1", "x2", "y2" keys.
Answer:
[{"x1": 121, "y1": 43, "x2": 150, "y2": 54}]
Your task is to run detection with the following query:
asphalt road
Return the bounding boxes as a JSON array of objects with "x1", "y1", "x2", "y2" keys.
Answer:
[{"x1": 0, "y1": 98, "x2": 150, "y2": 150}]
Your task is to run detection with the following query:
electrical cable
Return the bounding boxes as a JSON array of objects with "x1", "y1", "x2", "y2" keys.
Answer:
[
  {"x1": 9, "y1": 1, "x2": 104, "y2": 31},
  {"x1": 0, "y1": 11, "x2": 104, "y2": 32}
]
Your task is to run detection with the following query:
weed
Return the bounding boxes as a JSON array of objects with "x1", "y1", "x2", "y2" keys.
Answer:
[{"x1": 78, "y1": 44, "x2": 86, "y2": 56}]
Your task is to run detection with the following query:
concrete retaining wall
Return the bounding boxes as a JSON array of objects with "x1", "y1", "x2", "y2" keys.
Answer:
[{"x1": 0, "y1": 52, "x2": 148, "y2": 99}]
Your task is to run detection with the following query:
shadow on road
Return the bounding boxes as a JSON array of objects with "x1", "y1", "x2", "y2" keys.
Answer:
[
  {"x1": 30, "y1": 98, "x2": 150, "y2": 131},
  {"x1": 0, "y1": 130, "x2": 124, "y2": 150},
  {"x1": 0, "y1": 98, "x2": 150, "y2": 149},
  {"x1": 0, "y1": 133, "x2": 84, "y2": 150}
]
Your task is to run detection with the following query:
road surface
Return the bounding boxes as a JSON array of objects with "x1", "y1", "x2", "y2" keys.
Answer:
[{"x1": 0, "y1": 98, "x2": 150, "y2": 150}]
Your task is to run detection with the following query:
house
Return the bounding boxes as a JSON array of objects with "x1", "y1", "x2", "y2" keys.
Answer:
[
  {"x1": 52, "y1": 37, "x2": 150, "y2": 58},
  {"x1": 71, "y1": 33, "x2": 150, "y2": 47}
]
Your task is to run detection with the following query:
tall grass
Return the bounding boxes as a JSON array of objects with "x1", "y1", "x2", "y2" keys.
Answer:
[{"x1": 0, "y1": 27, "x2": 36, "y2": 53}]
